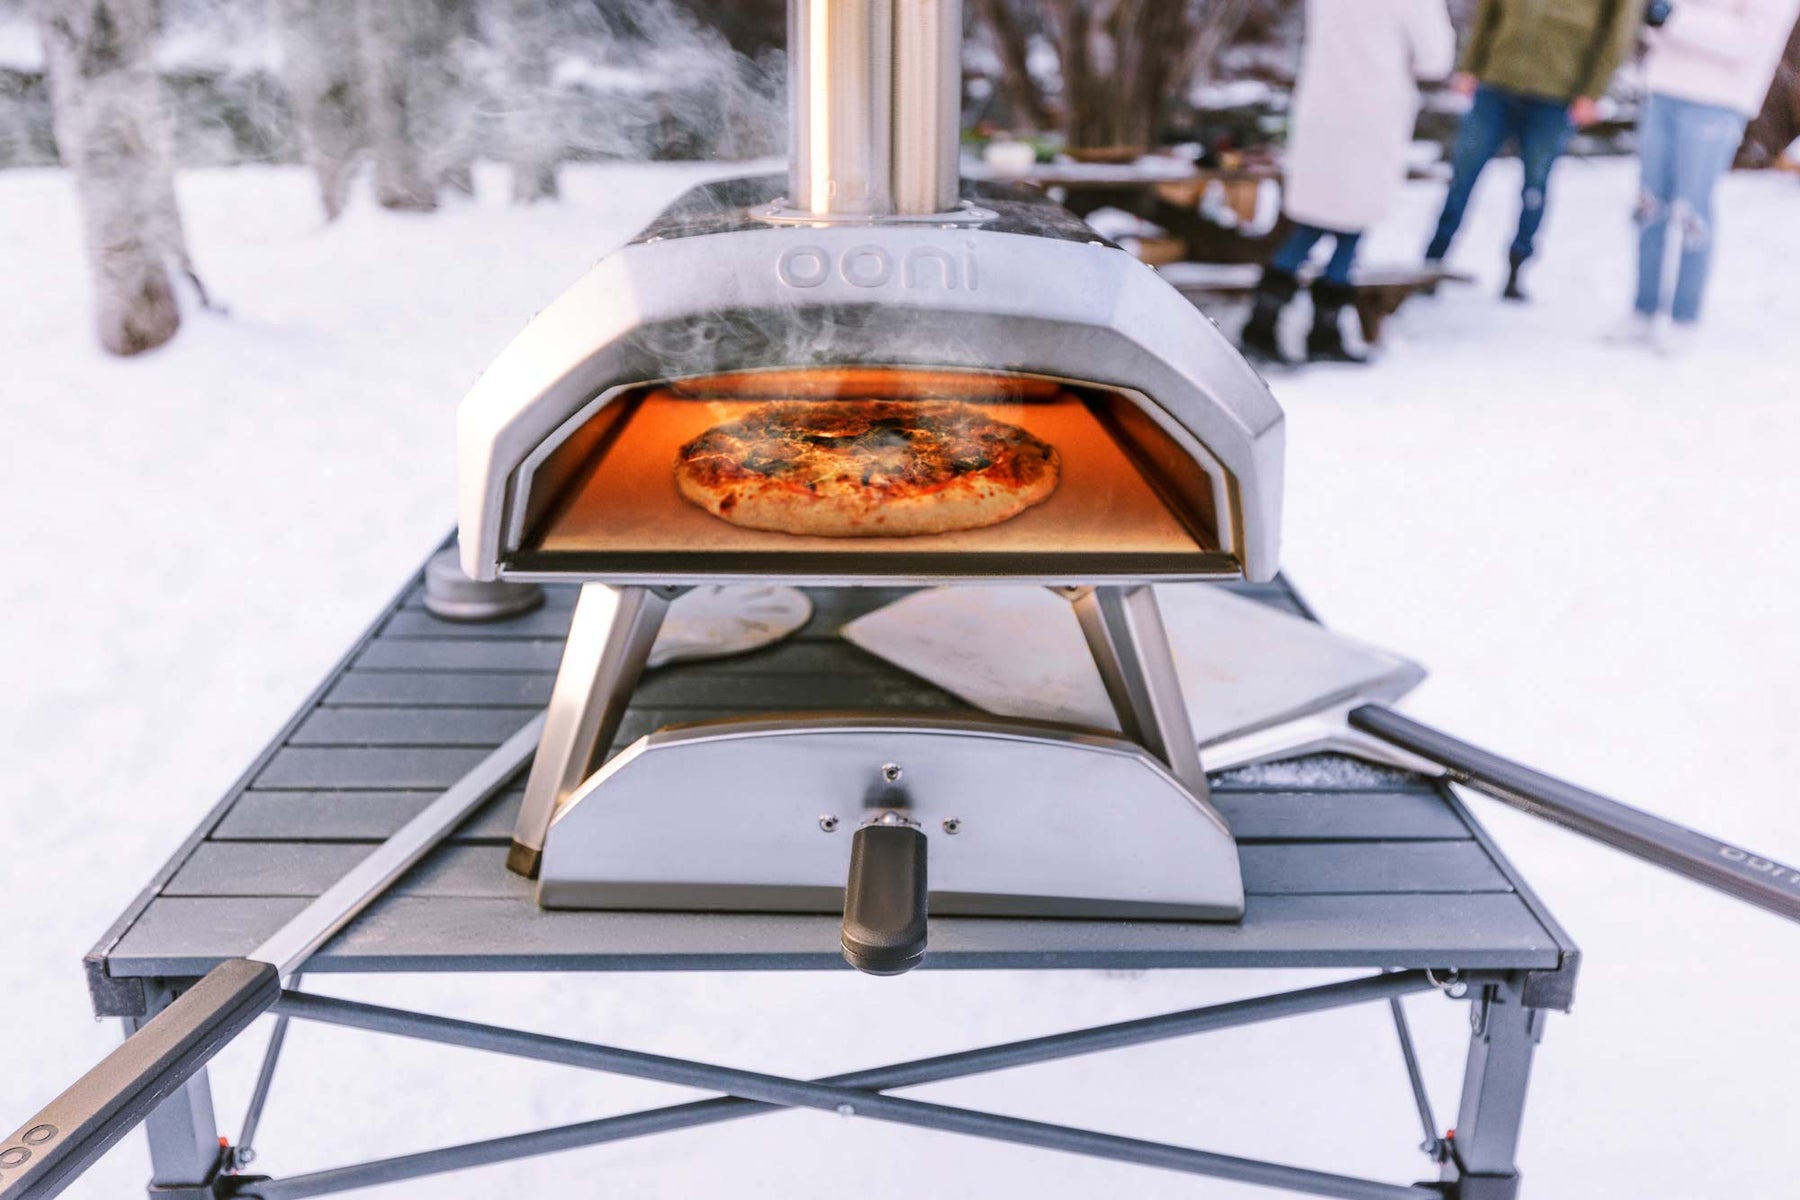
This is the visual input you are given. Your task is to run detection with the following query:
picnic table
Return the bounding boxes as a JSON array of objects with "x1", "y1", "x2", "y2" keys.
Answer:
[
  {"x1": 971, "y1": 153, "x2": 1452, "y2": 271},
  {"x1": 970, "y1": 156, "x2": 1289, "y2": 264},
  {"x1": 1160, "y1": 261, "x2": 1473, "y2": 346},
  {"x1": 74, "y1": 553, "x2": 1578, "y2": 1200}
]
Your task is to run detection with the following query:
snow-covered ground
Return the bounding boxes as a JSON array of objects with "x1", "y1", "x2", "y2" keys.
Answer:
[{"x1": 3, "y1": 156, "x2": 1797, "y2": 1199}]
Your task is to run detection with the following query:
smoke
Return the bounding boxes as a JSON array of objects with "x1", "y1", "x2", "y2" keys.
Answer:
[
  {"x1": 522, "y1": 0, "x2": 787, "y2": 164},
  {"x1": 9, "y1": 1, "x2": 791, "y2": 192},
  {"x1": 274, "y1": 0, "x2": 791, "y2": 182}
]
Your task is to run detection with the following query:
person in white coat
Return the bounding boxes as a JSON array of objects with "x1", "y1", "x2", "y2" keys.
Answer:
[
  {"x1": 1611, "y1": 0, "x2": 1800, "y2": 351},
  {"x1": 1241, "y1": 0, "x2": 1456, "y2": 365}
]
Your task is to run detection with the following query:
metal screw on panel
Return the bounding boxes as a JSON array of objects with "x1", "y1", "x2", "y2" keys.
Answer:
[
  {"x1": 818, "y1": 815, "x2": 839, "y2": 833},
  {"x1": 881, "y1": 763, "x2": 903, "y2": 783},
  {"x1": 942, "y1": 818, "x2": 961, "y2": 835}
]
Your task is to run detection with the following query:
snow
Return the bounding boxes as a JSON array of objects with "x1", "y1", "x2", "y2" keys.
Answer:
[
  {"x1": 0, "y1": 11, "x2": 38, "y2": 71},
  {"x1": 3, "y1": 155, "x2": 1798, "y2": 1198}
]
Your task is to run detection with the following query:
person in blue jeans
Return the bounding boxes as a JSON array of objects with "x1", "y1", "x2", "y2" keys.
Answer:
[
  {"x1": 1421, "y1": 0, "x2": 1643, "y2": 299},
  {"x1": 1632, "y1": 94, "x2": 1748, "y2": 323},
  {"x1": 1611, "y1": 0, "x2": 1800, "y2": 351},
  {"x1": 1268, "y1": 226, "x2": 1362, "y2": 291},
  {"x1": 1425, "y1": 85, "x2": 1576, "y2": 299}
]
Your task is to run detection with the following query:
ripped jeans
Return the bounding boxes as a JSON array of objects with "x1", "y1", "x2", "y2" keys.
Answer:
[
  {"x1": 1427, "y1": 85, "x2": 1571, "y2": 265},
  {"x1": 1634, "y1": 91, "x2": 1747, "y2": 324}
]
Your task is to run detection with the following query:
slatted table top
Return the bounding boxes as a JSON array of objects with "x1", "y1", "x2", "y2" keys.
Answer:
[{"x1": 87, "y1": 560, "x2": 1577, "y2": 1010}]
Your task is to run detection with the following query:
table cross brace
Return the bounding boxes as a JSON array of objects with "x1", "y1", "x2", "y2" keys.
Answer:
[{"x1": 231, "y1": 970, "x2": 1459, "y2": 1200}]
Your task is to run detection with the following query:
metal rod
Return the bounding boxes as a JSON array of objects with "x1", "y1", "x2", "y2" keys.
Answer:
[
  {"x1": 235, "y1": 976, "x2": 301, "y2": 1165},
  {"x1": 250, "y1": 712, "x2": 546, "y2": 976},
  {"x1": 508, "y1": 584, "x2": 674, "y2": 877},
  {"x1": 1066, "y1": 585, "x2": 1212, "y2": 800},
  {"x1": 1387, "y1": 996, "x2": 1442, "y2": 1160},
  {"x1": 257, "y1": 973, "x2": 1438, "y2": 1200},
  {"x1": 236, "y1": 1100, "x2": 745, "y2": 1200},
  {"x1": 1349, "y1": 704, "x2": 1800, "y2": 925}
]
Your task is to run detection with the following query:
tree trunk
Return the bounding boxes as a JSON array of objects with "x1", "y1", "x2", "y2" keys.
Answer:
[
  {"x1": 37, "y1": 0, "x2": 188, "y2": 355},
  {"x1": 355, "y1": 0, "x2": 439, "y2": 211},
  {"x1": 974, "y1": 0, "x2": 1053, "y2": 132},
  {"x1": 1044, "y1": 0, "x2": 1208, "y2": 152},
  {"x1": 488, "y1": 0, "x2": 560, "y2": 202},
  {"x1": 270, "y1": 0, "x2": 365, "y2": 221},
  {"x1": 1175, "y1": 0, "x2": 1256, "y2": 95},
  {"x1": 1738, "y1": 15, "x2": 1800, "y2": 168},
  {"x1": 425, "y1": 0, "x2": 481, "y2": 197}
]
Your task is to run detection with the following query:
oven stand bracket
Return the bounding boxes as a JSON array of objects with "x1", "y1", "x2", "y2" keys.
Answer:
[
  {"x1": 1059, "y1": 584, "x2": 1212, "y2": 803},
  {"x1": 508, "y1": 583, "x2": 686, "y2": 877}
]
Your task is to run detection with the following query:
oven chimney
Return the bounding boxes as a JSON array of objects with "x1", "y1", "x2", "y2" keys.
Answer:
[{"x1": 788, "y1": 0, "x2": 964, "y2": 217}]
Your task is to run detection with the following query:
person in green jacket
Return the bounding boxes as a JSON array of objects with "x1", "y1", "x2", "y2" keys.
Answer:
[{"x1": 1425, "y1": 0, "x2": 1646, "y2": 298}]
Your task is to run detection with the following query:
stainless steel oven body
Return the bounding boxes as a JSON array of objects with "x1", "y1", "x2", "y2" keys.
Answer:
[{"x1": 453, "y1": 0, "x2": 1283, "y2": 971}]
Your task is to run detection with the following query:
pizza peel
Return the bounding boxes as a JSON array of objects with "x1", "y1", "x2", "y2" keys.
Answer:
[{"x1": 843, "y1": 585, "x2": 1800, "y2": 926}]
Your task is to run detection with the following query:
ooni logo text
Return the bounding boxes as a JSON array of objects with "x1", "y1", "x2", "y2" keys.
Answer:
[{"x1": 776, "y1": 244, "x2": 979, "y2": 291}]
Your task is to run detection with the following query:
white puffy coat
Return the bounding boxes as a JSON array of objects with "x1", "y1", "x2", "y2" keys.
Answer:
[
  {"x1": 1283, "y1": 0, "x2": 1457, "y2": 232},
  {"x1": 1644, "y1": 0, "x2": 1800, "y2": 117}
]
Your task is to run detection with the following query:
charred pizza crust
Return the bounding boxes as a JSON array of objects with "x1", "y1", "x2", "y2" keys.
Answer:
[{"x1": 673, "y1": 400, "x2": 1061, "y2": 537}]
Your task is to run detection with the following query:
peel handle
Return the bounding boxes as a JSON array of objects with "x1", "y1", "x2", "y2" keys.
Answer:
[
  {"x1": 1350, "y1": 704, "x2": 1800, "y2": 925},
  {"x1": 0, "y1": 960, "x2": 279, "y2": 1200}
]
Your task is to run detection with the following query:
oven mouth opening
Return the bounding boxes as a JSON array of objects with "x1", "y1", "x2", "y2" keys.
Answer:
[{"x1": 504, "y1": 366, "x2": 1239, "y2": 584}]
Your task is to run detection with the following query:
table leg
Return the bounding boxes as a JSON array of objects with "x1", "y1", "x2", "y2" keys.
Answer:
[
  {"x1": 1354, "y1": 295, "x2": 1386, "y2": 346},
  {"x1": 1444, "y1": 981, "x2": 1544, "y2": 1200},
  {"x1": 130, "y1": 983, "x2": 225, "y2": 1198}
]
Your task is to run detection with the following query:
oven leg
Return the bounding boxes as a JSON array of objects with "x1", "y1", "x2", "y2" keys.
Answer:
[
  {"x1": 1443, "y1": 981, "x2": 1544, "y2": 1200},
  {"x1": 508, "y1": 584, "x2": 683, "y2": 877},
  {"x1": 129, "y1": 982, "x2": 226, "y2": 1197},
  {"x1": 1061, "y1": 584, "x2": 1211, "y2": 802}
]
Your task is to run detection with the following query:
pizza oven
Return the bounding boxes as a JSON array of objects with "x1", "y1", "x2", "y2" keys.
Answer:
[
  {"x1": 454, "y1": 0, "x2": 1284, "y2": 974},
  {"x1": 456, "y1": 211, "x2": 1283, "y2": 586},
  {"x1": 457, "y1": 64, "x2": 1283, "y2": 590}
]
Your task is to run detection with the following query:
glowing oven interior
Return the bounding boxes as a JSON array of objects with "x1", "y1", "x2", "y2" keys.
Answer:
[{"x1": 504, "y1": 367, "x2": 1242, "y2": 581}]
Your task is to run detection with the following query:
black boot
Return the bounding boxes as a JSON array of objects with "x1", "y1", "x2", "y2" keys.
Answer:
[
  {"x1": 1502, "y1": 253, "x2": 1529, "y2": 302},
  {"x1": 1306, "y1": 279, "x2": 1369, "y2": 364},
  {"x1": 1239, "y1": 267, "x2": 1300, "y2": 366}
]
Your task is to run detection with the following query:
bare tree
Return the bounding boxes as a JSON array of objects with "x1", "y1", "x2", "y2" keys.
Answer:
[
  {"x1": 425, "y1": 0, "x2": 482, "y2": 197},
  {"x1": 1738, "y1": 15, "x2": 1800, "y2": 168},
  {"x1": 37, "y1": 0, "x2": 199, "y2": 355},
  {"x1": 1037, "y1": 0, "x2": 1264, "y2": 151},
  {"x1": 355, "y1": 0, "x2": 441, "y2": 210},
  {"x1": 270, "y1": 0, "x2": 365, "y2": 220},
  {"x1": 1043, "y1": 1, "x2": 1192, "y2": 150},
  {"x1": 487, "y1": 0, "x2": 561, "y2": 202},
  {"x1": 974, "y1": 0, "x2": 1053, "y2": 132}
]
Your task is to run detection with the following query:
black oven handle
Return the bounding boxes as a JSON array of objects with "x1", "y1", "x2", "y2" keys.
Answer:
[
  {"x1": 1349, "y1": 704, "x2": 1800, "y2": 926},
  {"x1": 0, "y1": 959, "x2": 280, "y2": 1200},
  {"x1": 842, "y1": 821, "x2": 930, "y2": 975}
]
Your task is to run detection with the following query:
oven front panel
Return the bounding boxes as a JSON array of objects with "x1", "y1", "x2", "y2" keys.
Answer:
[{"x1": 505, "y1": 367, "x2": 1239, "y2": 585}]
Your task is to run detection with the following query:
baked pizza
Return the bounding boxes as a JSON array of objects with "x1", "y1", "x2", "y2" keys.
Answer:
[{"x1": 673, "y1": 400, "x2": 1060, "y2": 537}]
